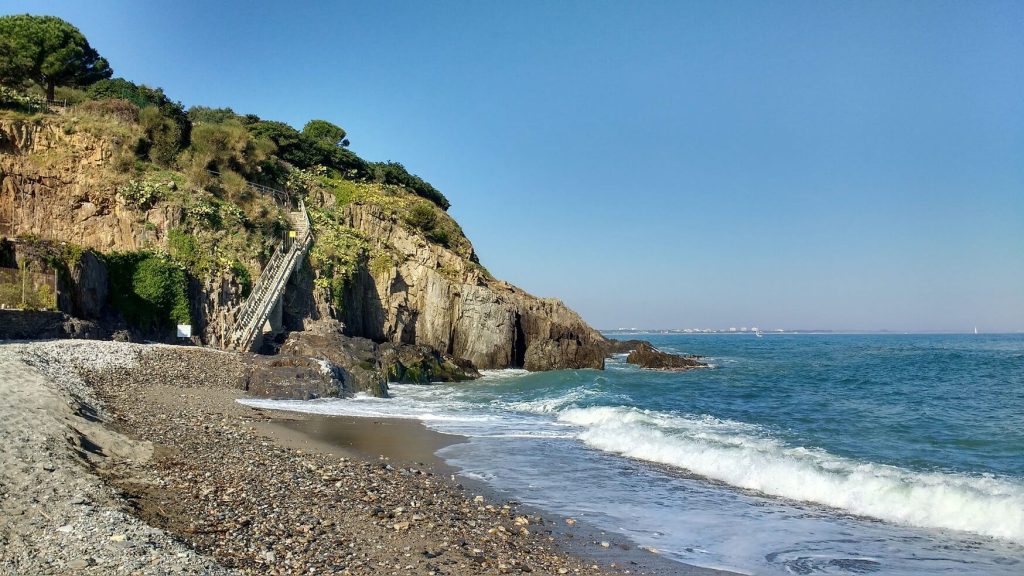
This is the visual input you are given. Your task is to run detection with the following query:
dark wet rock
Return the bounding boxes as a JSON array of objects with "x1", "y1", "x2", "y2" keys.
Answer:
[
  {"x1": 279, "y1": 331, "x2": 387, "y2": 397},
  {"x1": 626, "y1": 342, "x2": 706, "y2": 371},
  {"x1": 378, "y1": 342, "x2": 481, "y2": 384},
  {"x1": 279, "y1": 331, "x2": 481, "y2": 397},
  {"x1": 245, "y1": 355, "x2": 344, "y2": 400},
  {"x1": 602, "y1": 339, "x2": 649, "y2": 355}
]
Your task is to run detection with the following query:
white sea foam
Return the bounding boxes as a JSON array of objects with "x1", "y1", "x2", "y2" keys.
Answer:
[
  {"x1": 478, "y1": 368, "x2": 531, "y2": 380},
  {"x1": 557, "y1": 405, "x2": 1024, "y2": 543},
  {"x1": 239, "y1": 375, "x2": 1024, "y2": 544},
  {"x1": 502, "y1": 386, "x2": 614, "y2": 415}
]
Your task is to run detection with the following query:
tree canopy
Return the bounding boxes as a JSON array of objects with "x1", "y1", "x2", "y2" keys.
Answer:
[
  {"x1": 303, "y1": 119, "x2": 349, "y2": 148},
  {"x1": 0, "y1": 14, "x2": 112, "y2": 100}
]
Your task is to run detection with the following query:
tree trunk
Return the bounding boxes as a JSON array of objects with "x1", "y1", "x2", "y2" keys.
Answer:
[{"x1": 46, "y1": 81, "x2": 55, "y2": 102}]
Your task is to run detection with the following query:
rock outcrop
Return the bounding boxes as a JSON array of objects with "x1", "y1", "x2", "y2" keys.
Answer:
[
  {"x1": 277, "y1": 331, "x2": 481, "y2": 397},
  {"x1": 245, "y1": 355, "x2": 344, "y2": 400},
  {"x1": 626, "y1": 342, "x2": 706, "y2": 371},
  {"x1": 311, "y1": 203, "x2": 607, "y2": 371},
  {"x1": 602, "y1": 338, "x2": 648, "y2": 355}
]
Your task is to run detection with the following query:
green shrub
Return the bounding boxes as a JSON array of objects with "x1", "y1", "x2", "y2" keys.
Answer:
[
  {"x1": 370, "y1": 161, "x2": 449, "y2": 210},
  {"x1": 426, "y1": 225, "x2": 452, "y2": 248},
  {"x1": 104, "y1": 252, "x2": 190, "y2": 330},
  {"x1": 117, "y1": 178, "x2": 168, "y2": 210},
  {"x1": 183, "y1": 197, "x2": 220, "y2": 228},
  {"x1": 138, "y1": 106, "x2": 184, "y2": 165},
  {"x1": 302, "y1": 119, "x2": 348, "y2": 147},
  {"x1": 403, "y1": 201, "x2": 438, "y2": 231},
  {"x1": 184, "y1": 120, "x2": 275, "y2": 181},
  {"x1": 247, "y1": 119, "x2": 370, "y2": 180},
  {"x1": 187, "y1": 106, "x2": 239, "y2": 125},
  {"x1": 87, "y1": 78, "x2": 190, "y2": 151},
  {"x1": 0, "y1": 282, "x2": 21, "y2": 308},
  {"x1": 54, "y1": 86, "x2": 89, "y2": 105},
  {"x1": 369, "y1": 251, "x2": 396, "y2": 278},
  {"x1": 167, "y1": 228, "x2": 207, "y2": 274},
  {"x1": 229, "y1": 260, "x2": 252, "y2": 297}
]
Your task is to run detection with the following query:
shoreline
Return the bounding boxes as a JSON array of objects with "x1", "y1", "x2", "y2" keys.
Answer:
[
  {"x1": 253, "y1": 409, "x2": 737, "y2": 576},
  {"x1": 0, "y1": 340, "x2": 738, "y2": 575}
]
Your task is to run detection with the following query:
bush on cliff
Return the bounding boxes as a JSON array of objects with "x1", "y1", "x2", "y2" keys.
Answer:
[
  {"x1": 181, "y1": 120, "x2": 276, "y2": 188},
  {"x1": 246, "y1": 119, "x2": 371, "y2": 182},
  {"x1": 75, "y1": 98, "x2": 140, "y2": 123},
  {"x1": 87, "y1": 78, "x2": 191, "y2": 162},
  {"x1": 104, "y1": 252, "x2": 190, "y2": 331}
]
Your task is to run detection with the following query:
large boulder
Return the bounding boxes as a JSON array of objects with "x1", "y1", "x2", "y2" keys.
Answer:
[
  {"x1": 278, "y1": 331, "x2": 481, "y2": 397},
  {"x1": 279, "y1": 332, "x2": 388, "y2": 397},
  {"x1": 245, "y1": 355, "x2": 344, "y2": 400},
  {"x1": 626, "y1": 342, "x2": 706, "y2": 371},
  {"x1": 378, "y1": 341, "x2": 480, "y2": 384}
]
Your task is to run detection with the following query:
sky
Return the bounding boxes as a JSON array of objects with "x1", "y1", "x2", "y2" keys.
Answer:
[{"x1": 2, "y1": 0, "x2": 1021, "y2": 331}]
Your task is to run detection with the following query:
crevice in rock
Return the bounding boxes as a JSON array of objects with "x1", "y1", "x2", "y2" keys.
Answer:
[{"x1": 512, "y1": 312, "x2": 527, "y2": 368}]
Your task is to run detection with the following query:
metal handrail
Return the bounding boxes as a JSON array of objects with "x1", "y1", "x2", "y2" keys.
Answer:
[
  {"x1": 229, "y1": 199, "x2": 313, "y2": 351},
  {"x1": 205, "y1": 170, "x2": 290, "y2": 203}
]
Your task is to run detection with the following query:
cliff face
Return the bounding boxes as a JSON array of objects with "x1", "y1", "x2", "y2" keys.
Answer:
[
  {"x1": 1, "y1": 115, "x2": 606, "y2": 373},
  {"x1": 322, "y1": 204, "x2": 606, "y2": 370},
  {"x1": 0, "y1": 117, "x2": 180, "y2": 250}
]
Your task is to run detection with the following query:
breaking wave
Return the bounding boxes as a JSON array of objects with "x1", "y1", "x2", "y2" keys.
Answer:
[{"x1": 557, "y1": 405, "x2": 1024, "y2": 543}]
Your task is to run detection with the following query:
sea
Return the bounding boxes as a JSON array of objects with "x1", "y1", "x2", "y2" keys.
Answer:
[{"x1": 242, "y1": 333, "x2": 1024, "y2": 575}]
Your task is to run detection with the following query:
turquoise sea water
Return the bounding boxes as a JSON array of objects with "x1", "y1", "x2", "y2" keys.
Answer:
[{"x1": 245, "y1": 333, "x2": 1024, "y2": 575}]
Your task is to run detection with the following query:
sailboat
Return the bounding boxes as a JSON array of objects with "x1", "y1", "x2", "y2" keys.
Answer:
[{"x1": 974, "y1": 326, "x2": 979, "y2": 335}]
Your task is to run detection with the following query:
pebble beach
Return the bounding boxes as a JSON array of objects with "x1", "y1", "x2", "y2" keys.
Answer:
[{"x1": 0, "y1": 340, "x2": 714, "y2": 575}]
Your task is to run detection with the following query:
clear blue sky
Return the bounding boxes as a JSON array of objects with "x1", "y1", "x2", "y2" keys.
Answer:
[{"x1": 3, "y1": 0, "x2": 1022, "y2": 331}]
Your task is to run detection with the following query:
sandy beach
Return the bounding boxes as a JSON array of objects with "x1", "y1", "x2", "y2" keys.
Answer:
[{"x1": 0, "y1": 340, "x2": 731, "y2": 575}]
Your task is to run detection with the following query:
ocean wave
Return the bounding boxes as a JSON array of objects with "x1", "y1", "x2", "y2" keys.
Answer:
[
  {"x1": 478, "y1": 368, "x2": 531, "y2": 380},
  {"x1": 501, "y1": 385, "x2": 616, "y2": 415},
  {"x1": 557, "y1": 405, "x2": 1024, "y2": 543}
]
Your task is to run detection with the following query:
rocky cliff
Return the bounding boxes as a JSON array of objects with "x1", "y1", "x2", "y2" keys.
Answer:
[
  {"x1": 1, "y1": 113, "x2": 607, "y2": 384},
  {"x1": 0, "y1": 117, "x2": 180, "y2": 250},
  {"x1": 313, "y1": 203, "x2": 606, "y2": 370}
]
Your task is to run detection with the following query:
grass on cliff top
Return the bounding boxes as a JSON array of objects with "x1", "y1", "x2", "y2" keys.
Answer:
[{"x1": 314, "y1": 173, "x2": 477, "y2": 262}]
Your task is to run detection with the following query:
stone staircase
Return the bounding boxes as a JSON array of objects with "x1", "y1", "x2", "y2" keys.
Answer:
[{"x1": 229, "y1": 200, "x2": 313, "y2": 352}]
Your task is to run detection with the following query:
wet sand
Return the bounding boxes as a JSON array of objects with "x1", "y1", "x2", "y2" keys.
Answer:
[{"x1": 257, "y1": 414, "x2": 464, "y2": 475}]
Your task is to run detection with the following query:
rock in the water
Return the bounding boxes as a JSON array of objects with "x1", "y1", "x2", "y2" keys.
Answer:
[
  {"x1": 378, "y1": 342, "x2": 480, "y2": 384},
  {"x1": 602, "y1": 339, "x2": 649, "y2": 355},
  {"x1": 626, "y1": 342, "x2": 706, "y2": 371}
]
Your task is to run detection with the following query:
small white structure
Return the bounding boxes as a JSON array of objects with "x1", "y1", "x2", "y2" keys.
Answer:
[{"x1": 176, "y1": 324, "x2": 192, "y2": 338}]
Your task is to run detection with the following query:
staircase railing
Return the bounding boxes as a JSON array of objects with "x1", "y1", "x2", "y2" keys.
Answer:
[
  {"x1": 205, "y1": 170, "x2": 291, "y2": 205},
  {"x1": 228, "y1": 199, "x2": 313, "y2": 351}
]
